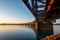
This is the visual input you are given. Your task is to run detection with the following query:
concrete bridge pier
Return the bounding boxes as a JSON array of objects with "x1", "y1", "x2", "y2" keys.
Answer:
[{"x1": 35, "y1": 21, "x2": 53, "y2": 40}]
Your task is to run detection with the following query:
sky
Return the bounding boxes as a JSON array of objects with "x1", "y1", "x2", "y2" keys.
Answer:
[
  {"x1": 0, "y1": 0, "x2": 35, "y2": 23},
  {"x1": 0, "y1": 0, "x2": 60, "y2": 24}
]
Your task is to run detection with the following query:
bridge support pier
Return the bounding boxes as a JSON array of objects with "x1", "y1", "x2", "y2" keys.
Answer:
[{"x1": 35, "y1": 21, "x2": 53, "y2": 40}]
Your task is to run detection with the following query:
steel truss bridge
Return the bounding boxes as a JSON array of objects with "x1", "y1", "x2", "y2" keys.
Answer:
[{"x1": 22, "y1": 0, "x2": 60, "y2": 40}]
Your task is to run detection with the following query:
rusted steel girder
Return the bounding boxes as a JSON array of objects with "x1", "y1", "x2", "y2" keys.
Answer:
[
  {"x1": 45, "y1": 0, "x2": 60, "y2": 20},
  {"x1": 22, "y1": 0, "x2": 46, "y2": 22},
  {"x1": 22, "y1": 0, "x2": 60, "y2": 22}
]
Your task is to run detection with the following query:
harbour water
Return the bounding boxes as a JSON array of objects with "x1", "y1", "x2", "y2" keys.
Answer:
[
  {"x1": 0, "y1": 25, "x2": 60, "y2": 40},
  {"x1": 53, "y1": 25, "x2": 60, "y2": 34}
]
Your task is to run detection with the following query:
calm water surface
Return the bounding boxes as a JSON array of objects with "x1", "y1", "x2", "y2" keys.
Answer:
[
  {"x1": 53, "y1": 25, "x2": 60, "y2": 34},
  {"x1": 0, "y1": 25, "x2": 60, "y2": 40},
  {"x1": 0, "y1": 25, "x2": 36, "y2": 40}
]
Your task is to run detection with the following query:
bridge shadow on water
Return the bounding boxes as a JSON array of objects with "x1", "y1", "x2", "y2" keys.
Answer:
[
  {"x1": 24, "y1": 22, "x2": 53, "y2": 40},
  {"x1": 32, "y1": 22, "x2": 53, "y2": 40}
]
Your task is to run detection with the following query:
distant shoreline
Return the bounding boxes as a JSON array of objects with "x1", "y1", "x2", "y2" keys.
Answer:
[
  {"x1": 0, "y1": 24, "x2": 60, "y2": 25},
  {"x1": 53, "y1": 24, "x2": 60, "y2": 25},
  {"x1": 0, "y1": 23, "x2": 31, "y2": 25}
]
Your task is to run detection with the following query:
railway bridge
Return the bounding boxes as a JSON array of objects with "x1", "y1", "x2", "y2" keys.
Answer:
[{"x1": 22, "y1": 0, "x2": 60, "y2": 40}]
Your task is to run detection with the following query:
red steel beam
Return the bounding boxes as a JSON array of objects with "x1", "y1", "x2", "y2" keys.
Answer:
[{"x1": 45, "y1": 0, "x2": 54, "y2": 10}]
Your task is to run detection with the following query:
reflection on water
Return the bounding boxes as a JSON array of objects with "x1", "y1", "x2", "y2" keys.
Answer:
[
  {"x1": 53, "y1": 25, "x2": 60, "y2": 34},
  {"x1": 0, "y1": 25, "x2": 60, "y2": 40},
  {"x1": 0, "y1": 25, "x2": 36, "y2": 40}
]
